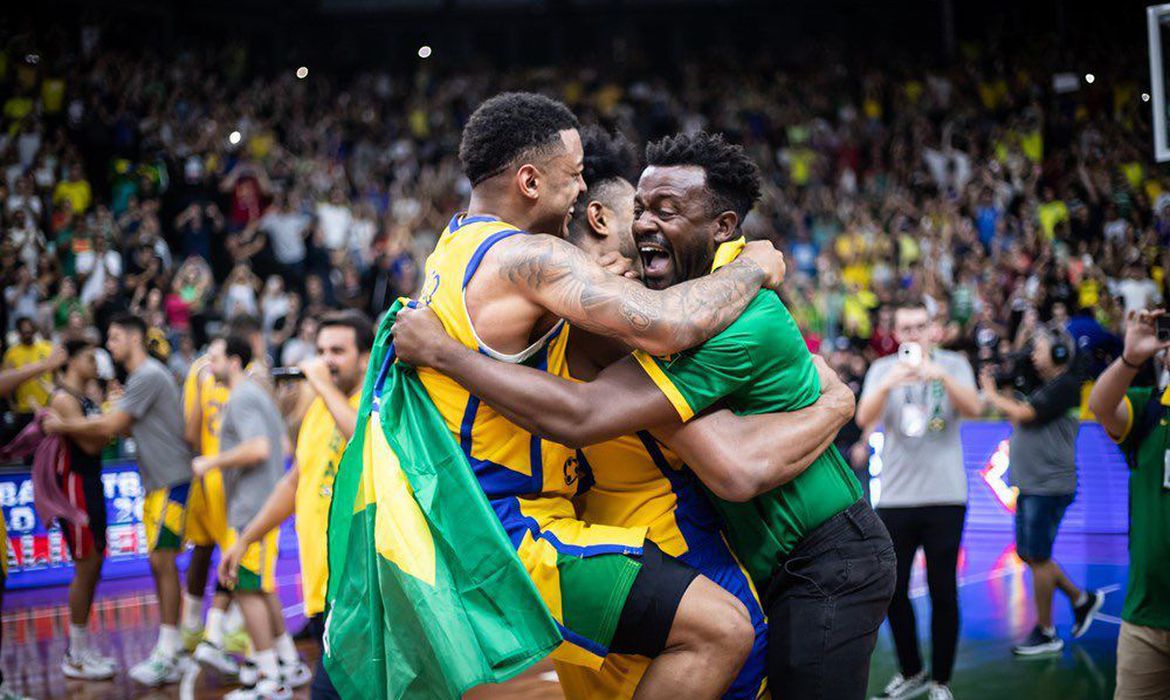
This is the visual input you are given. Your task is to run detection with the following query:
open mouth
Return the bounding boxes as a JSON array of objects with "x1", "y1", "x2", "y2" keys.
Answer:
[{"x1": 638, "y1": 240, "x2": 673, "y2": 279}]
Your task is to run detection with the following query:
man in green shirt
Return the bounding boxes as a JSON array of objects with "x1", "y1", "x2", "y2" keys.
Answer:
[
  {"x1": 1088, "y1": 308, "x2": 1170, "y2": 699},
  {"x1": 393, "y1": 132, "x2": 895, "y2": 700}
]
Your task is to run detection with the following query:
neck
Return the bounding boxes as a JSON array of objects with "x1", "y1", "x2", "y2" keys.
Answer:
[
  {"x1": 466, "y1": 187, "x2": 537, "y2": 231},
  {"x1": 124, "y1": 348, "x2": 147, "y2": 373},
  {"x1": 60, "y1": 372, "x2": 85, "y2": 393}
]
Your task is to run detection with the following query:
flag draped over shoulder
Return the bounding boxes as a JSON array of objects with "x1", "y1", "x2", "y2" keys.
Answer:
[{"x1": 324, "y1": 300, "x2": 561, "y2": 699}]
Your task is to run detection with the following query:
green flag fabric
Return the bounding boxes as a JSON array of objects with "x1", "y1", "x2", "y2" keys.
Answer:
[{"x1": 324, "y1": 300, "x2": 562, "y2": 699}]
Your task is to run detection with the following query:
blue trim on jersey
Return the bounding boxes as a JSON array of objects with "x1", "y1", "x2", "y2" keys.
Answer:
[
  {"x1": 447, "y1": 213, "x2": 498, "y2": 233},
  {"x1": 167, "y1": 481, "x2": 191, "y2": 505},
  {"x1": 462, "y1": 229, "x2": 523, "y2": 288},
  {"x1": 490, "y1": 497, "x2": 643, "y2": 558},
  {"x1": 556, "y1": 623, "x2": 608, "y2": 659}
]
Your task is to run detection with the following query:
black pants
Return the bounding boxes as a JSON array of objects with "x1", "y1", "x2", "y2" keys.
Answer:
[
  {"x1": 766, "y1": 499, "x2": 896, "y2": 700},
  {"x1": 307, "y1": 614, "x2": 341, "y2": 700},
  {"x1": 877, "y1": 505, "x2": 966, "y2": 684}
]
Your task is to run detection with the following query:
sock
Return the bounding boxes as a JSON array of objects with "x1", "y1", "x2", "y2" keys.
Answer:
[
  {"x1": 205, "y1": 607, "x2": 226, "y2": 647},
  {"x1": 68, "y1": 624, "x2": 89, "y2": 655},
  {"x1": 158, "y1": 624, "x2": 182, "y2": 657},
  {"x1": 1042, "y1": 625, "x2": 1056, "y2": 637},
  {"x1": 274, "y1": 632, "x2": 298, "y2": 666},
  {"x1": 1075, "y1": 592, "x2": 1089, "y2": 608},
  {"x1": 225, "y1": 602, "x2": 245, "y2": 634},
  {"x1": 182, "y1": 593, "x2": 204, "y2": 630},
  {"x1": 254, "y1": 648, "x2": 279, "y2": 682}
]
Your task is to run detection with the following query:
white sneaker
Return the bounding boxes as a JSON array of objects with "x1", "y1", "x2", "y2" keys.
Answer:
[
  {"x1": 929, "y1": 684, "x2": 955, "y2": 700},
  {"x1": 128, "y1": 650, "x2": 182, "y2": 687},
  {"x1": 61, "y1": 647, "x2": 117, "y2": 680},
  {"x1": 0, "y1": 683, "x2": 34, "y2": 700},
  {"x1": 194, "y1": 640, "x2": 240, "y2": 676},
  {"x1": 874, "y1": 670, "x2": 930, "y2": 699},
  {"x1": 279, "y1": 659, "x2": 312, "y2": 688},
  {"x1": 238, "y1": 660, "x2": 259, "y2": 688},
  {"x1": 223, "y1": 677, "x2": 293, "y2": 700}
]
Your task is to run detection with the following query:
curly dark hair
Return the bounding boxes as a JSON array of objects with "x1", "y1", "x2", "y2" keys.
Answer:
[
  {"x1": 644, "y1": 131, "x2": 762, "y2": 223},
  {"x1": 459, "y1": 92, "x2": 580, "y2": 186},
  {"x1": 568, "y1": 126, "x2": 639, "y2": 243}
]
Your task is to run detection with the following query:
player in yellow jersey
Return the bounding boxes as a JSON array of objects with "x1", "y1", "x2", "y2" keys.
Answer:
[
  {"x1": 395, "y1": 127, "x2": 857, "y2": 699},
  {"x1": 219, "y1": 310, "x2": 372, "y2": 700},
  {"x1": 401, "y1": 92, "x2": 785, "y2": 699},
  {"x1": 183, "y1": 315, "x2": 268, "y2": 673}
]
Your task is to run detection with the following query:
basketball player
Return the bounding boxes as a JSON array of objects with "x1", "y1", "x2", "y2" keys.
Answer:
[
  {"x1": 398, "y1": 92, "x2": 785, "y2": 698},
  {"x1": 194, "y1": 336, "x2": 304, "y2": 700},
  {"x1": 219, "y1": 310, "x2": 372, "y2": 700},
  {"x1": 45, "y1": 314, "x2": 194, "y2": 687},
  {"x1": 392, "y1": 131, "x2": 896, "y2": 700},
  {"x1": 50, "y1": 340, "x2": 117, "y2": 681}
]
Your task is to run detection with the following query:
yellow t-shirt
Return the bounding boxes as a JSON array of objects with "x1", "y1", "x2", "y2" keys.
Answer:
[
  {"x1": 53, "y1": 180, "x2": 92, "y2": 214},
  {"x1": 41, "y1": 78, "x2": 65, "y2": 114},
  {"x1": 3, "y1": 341, "x2": 52, "y2": 413},
  {"x1": 1037, "y1": 200, "x2": 1069, "y2": 239},
  {"x1": 294, "y1": 391, "x2": 360, "y2": 617}
]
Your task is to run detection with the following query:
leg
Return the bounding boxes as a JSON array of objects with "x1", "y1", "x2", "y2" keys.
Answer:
[
  {"x1": 265, "y1": 592, "x2": 287, "y2": 638},
  {"x1": 768, "y1": 503, "x2": 896, "y2": 700},
  {"x1": 633, "y1": 575, "x2": 753, "y2": 700},
  {"x1": 149, "y1": 550, "x2": 182, "y2": 628},
  {"x1": 920, "y1": 505, "x2": 965, "y2": 685},
  {"x1": 877, "y1": 507, "x2": 925, "y2": 678},
  {"x1": 68, "y1": 551, "x2": 104, "y2": 628},
  {"x1": 237, "y1": 593, "x2": 275, "y2": 653},
  {"x1": 186, "y1": 544, "x2": 214, "y2": 598},
  {"x1": 1027, "y1": 560, "x2": 1057, "y2": 628},
  {"x1": 1115, "y1": 622, "x2": 1170, "y2": 700}
]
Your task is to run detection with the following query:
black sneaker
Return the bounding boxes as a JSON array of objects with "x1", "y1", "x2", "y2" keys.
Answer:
[
  {"x1": 1071, "y1": 589, "x2": 1105, "y2": 638},
  {"x1": 1012, "y1": 625, "x2": 1063, "y2": 656}
]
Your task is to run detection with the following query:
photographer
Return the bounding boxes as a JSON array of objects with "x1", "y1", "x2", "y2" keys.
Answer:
[
  {"x1": 1088, "y1": 309, "x2": 1170, "y2": 700},
  {"x1": 857, "y1": 301, "x2": 981, "y2": 700},
  {"x1": 980, "y1": 326, "x2": 1104, "y2": 657}
]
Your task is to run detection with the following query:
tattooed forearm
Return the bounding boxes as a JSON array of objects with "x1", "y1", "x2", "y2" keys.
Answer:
[{"x1": 496, "y1": 234, "x2": 765, "y2": 356}]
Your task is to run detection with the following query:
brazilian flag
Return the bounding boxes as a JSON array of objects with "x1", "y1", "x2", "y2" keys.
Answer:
[{"x1": 324, "y1": 300, "x2": 561, "y2": 699}]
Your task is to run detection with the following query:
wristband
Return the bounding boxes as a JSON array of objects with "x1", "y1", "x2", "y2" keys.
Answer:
[{"x1": 1121, "y1": 354, "x2": 1143, "y2": 370}]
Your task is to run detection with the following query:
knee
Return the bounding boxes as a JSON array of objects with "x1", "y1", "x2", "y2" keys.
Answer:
[
  {"x1": 149, "y1": 551, "x2": 176, "y2": 573},
  {"x1": 700, "y1": 594, "x2": 755, "y2": 667}
]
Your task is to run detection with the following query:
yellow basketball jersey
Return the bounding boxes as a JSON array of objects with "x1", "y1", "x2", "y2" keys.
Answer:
[
  {"x1": 415, "y1": 214, "x2": 646, "y2": 670},
  {"x1": 183, "y1": 355, "x2": 229, "y2": 457}
]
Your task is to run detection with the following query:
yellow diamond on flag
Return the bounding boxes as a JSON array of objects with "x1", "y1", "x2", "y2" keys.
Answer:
[{"x1": 357, "y1": 411, "x2": 437, "y2": 585}]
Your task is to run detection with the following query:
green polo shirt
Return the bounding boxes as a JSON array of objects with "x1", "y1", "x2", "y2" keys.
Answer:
[
  {"x1": 633, "y1": 290, "x2": 862, "y2": 588},
  {"x1": 1116, "y1": 385, "x2": 1170, "y2": 630}
]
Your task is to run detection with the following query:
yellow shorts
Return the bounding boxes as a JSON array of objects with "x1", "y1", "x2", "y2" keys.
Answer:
[
  {"x1": 186, "y1": 471, "x2": 228, "y2": 548},
  {"x1": 221, "y1": 527, "x2": 279, "y2": 593},
  {"x1": 143, "y1": 483, "x2": 191, "y2": 552}
]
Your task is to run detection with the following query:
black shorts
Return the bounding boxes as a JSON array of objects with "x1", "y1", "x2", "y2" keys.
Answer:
[
  {"x1": 609, "y1": 540, "x2": 701, "y2": 657},
  {"x1": 59, "y1": 469, "x2": 107, "y2": 560}
]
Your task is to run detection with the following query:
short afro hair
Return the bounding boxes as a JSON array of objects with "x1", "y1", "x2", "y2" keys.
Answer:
[
  {"x1": 459, "y1": 92, "x2": 580, "y2": 186},
  {"x1": 568, "y1": 126, "x2": 639, "y2": 242},
  {"x1": 644, "y1": 132, "x2": 762, "y2": 223}
]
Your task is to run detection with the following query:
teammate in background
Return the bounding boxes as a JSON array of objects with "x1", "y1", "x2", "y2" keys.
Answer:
[
  {"x1": 194, "y1": 336, "x2": 308, "y2": 700},
  {"x1": 220, "y1": 311, "x2": 372, "y2": 700},
  {"x1": 183, "y1": 315, "x2": 266, "y2": 672},
  {"x1": 980, "y1": 326, "x2": 1105, "y2": 656},
  {"x1": 45, "y1": 314, "x2": 194, "y2": 687},
  {"x1": 50, "y1": 340, "x2": 117, "y2": 681},
  {"x1": 392, "y1": 131, "x2": 895, "y2": 700},
  {"x1": 402, "y1": 92, "x2": 785, "y2": 698},
  {"x1": 1088, "y1": 309, "x2": 1170, "y2": 700}
]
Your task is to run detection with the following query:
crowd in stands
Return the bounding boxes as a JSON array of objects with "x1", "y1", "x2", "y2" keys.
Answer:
[{"x1": 2, "y1": 22, "x2": 1167, "y2": 447}]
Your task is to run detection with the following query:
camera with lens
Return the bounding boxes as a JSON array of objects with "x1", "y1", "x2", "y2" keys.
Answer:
[{"x1": 988, "y1": 348, "x2": 1041, "y2": 396}]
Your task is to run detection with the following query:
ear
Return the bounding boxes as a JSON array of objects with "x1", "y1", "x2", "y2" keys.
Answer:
[
  {"x1": 585, "y1": 200, "x2": 609, "y2": 238},
  {"x1": 515, "y1": 164, "x2": 541, "y2": 202},
  {"x1": 712, "y1": 211, "x2": 740, "y2": 244}
]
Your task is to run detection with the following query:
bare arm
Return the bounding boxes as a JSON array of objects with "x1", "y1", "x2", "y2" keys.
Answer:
[
  {"x1": 49, "y1": 393, "x2": 108, "y2": 455},
  {"x1": 45, "y1": 410, "x2": 133, "y2": 441},
  {"x1": 201, "y1": 437, "x2": 270, "y2": 472},
  {"x1": 235, "y1": 465, "x2": 297, "y2": 547},
  {"x1": 299, "y1": 358, "x2": 359, "y2": 441},
  {"x1": 1089, "y1": 309, "x2": 1170, "y2": 439},
  {"x1": 493, "y1": 234, "x2": 783, "y2": 357},
  {"x1": 0, "y1": 349, "x2": 65, "y2": 398},
  {"x1": 979, "y1": 378, "x2": 1037, "y2": 424},
  {"x1": 655, "y1": 366, "x2": 856, "y2": 502}
]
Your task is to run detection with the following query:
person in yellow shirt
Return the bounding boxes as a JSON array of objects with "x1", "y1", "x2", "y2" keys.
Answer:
[
  {"x1": 1036, "y1": 186, "x2": 1069, "y2": 240},
  {"x1": 2, "y1": 318, "x2": 55, "y2": 419},
  {"x1": 220, "y1": 310, "x2": 372, "y2": 698},
  {"x1": 52, "y1": 164, "x2": 92, "y2": 215}
]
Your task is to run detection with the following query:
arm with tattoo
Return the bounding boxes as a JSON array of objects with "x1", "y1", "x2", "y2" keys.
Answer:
[{"x1": 494, "y1": 234, "x2": 784, "y2": 357}]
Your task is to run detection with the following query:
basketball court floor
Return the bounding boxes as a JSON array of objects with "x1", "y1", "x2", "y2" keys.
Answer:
[{"x1": 0, "y1": 527, "x2": 1126, "y2": 700}]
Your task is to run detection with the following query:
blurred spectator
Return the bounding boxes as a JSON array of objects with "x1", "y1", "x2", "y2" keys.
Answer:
[{"x1": 3, "y1": 317, "x2": 54, "y2": 428}]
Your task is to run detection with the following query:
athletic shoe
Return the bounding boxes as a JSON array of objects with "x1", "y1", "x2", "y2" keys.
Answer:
[
  {"x1": 193, "y1": 640, "x2": 240, "y2": 676},
  {"x1": 239, "y1": 660, "x2": 259, "y2": 688},
  {"x1": 928, "y1": 684, "x2": 955, "y2": 700},
  {"x1": 224, "y1": 628, "x2": 252, "y2": 655},
  {"x1": 128, "y1": 650, "x2": 182, "y2": 687},
  {"x1": 61, "y1": 647, "x2": 117, "y2": 680},
  {"x1": 280, "y1": 659, "x2": 313, "y2": 688},
  {"x1": 1012, "y1": 626, "x2": 1064, "y2": 656},
  {"x1": 1071, "y1": 589, "x2": 1105, "y2": 638},
  {"x1": 0, "y1": 684, "x2": 34, "y2": 700},
  {"x1": 873, "y1": 670, "x2": 930, "y2": 699},
  {"x1": 223, "y1": 677, "x2": 293, "y2": 700},
  {"x1": 181, "y1": 625, "x2": 204, "y2": 654}
]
